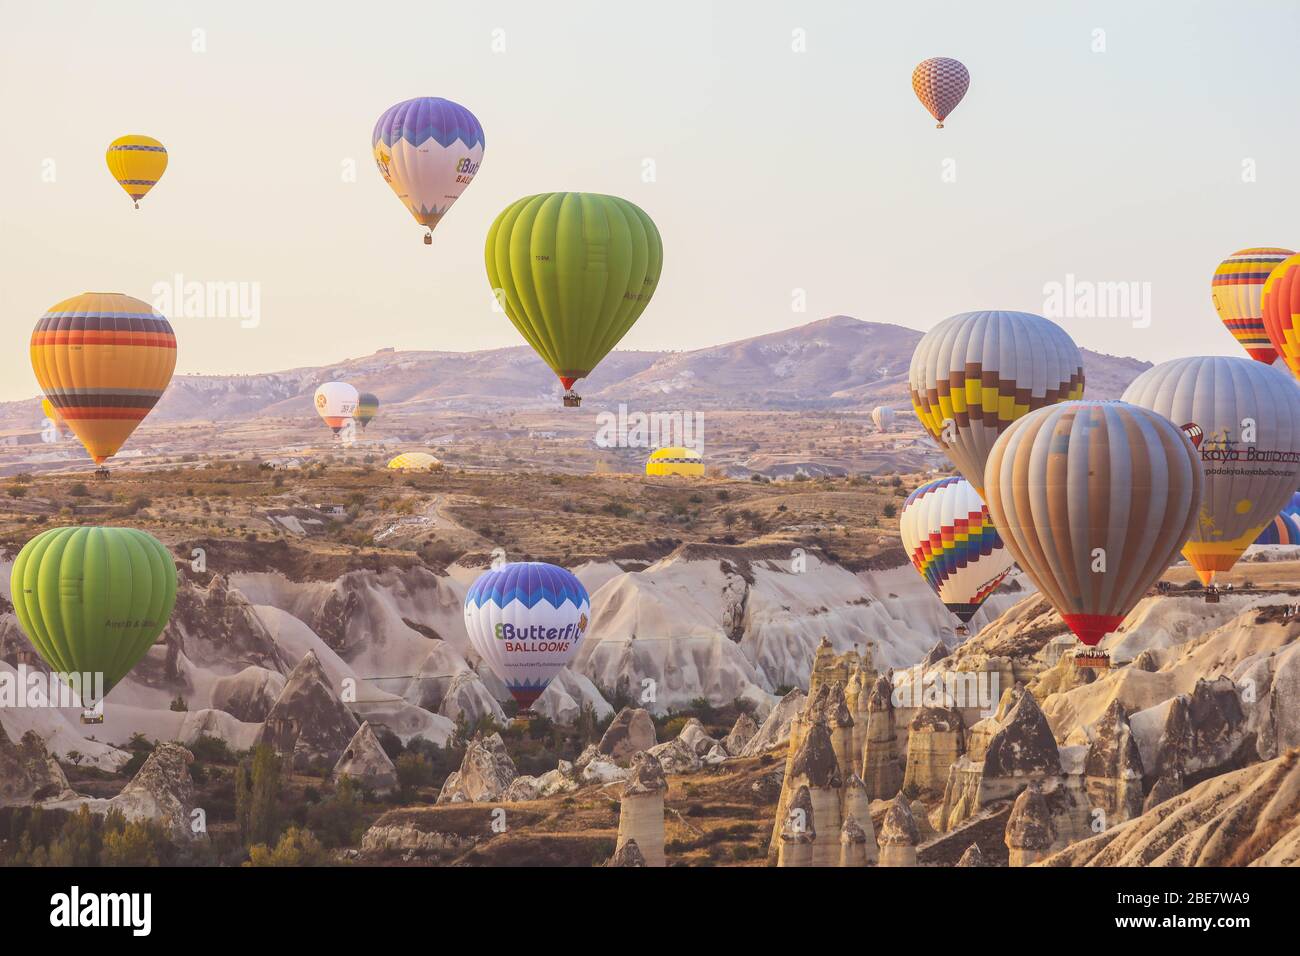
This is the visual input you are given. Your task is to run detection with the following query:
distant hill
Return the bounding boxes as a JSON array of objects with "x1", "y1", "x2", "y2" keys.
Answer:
[{"x1": 0, "y1": 316, "x2": 1151, "y2": 427}]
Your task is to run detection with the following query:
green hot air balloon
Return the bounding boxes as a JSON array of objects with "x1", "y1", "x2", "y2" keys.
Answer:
[
  {"x1": 10, "y1": 526, "x2": 177, "y2": 720},
  {"x1": 485, "y1": 192, "x2": 663, "y2": 407},
  {"x1": 354, "y1": 392, "x2": 379, "y2": 430}
]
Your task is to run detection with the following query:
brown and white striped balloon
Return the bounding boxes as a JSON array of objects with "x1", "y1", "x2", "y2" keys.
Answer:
[{"x1": 983, "y1": 401, "x2": 1203, "y2": 646}]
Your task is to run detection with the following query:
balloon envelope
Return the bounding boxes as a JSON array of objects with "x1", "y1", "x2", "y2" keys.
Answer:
[
  {"x1": 899, "y1": 476, "x2": 1015, "y2": 625},
  {"x1": 314, "y1": 382, "x2": 358, "y2": 435},
  {"x1": 31, "y1": 292, "x2": 177, "y2": 464},
  {"x1": 10, "y1": 526, "x2": 177, "y2": 701},
  {"x1": 646, "y1": 446, "x2": 703, "y2": 477},
  {"x1": 870, "y1": 406, "x2": 896, "y2": 432},
  {"x1": 1254, "y1": 493, "x2": 1300, "y2": 545},
  {"x1": 984, "y1": 401, "x2": 1202, "y2": 646},
  {"x1": 485, "y1": 192, "x2": 662, "y2": 397},
  {"x1": 1122, "y1": 356, "x2": 1300, "y2": 585},
  {"x1": 373, "y1": 97, "x2": 484, "y2": 237},
  {"x1": 387, "y1": 452, "x2": 441, "y2": 471},
  {"x1": 106, "y1": 135, "x2": 167, "y2": 207},
  {"x1": 1262, "y1": 253, "x2": 1300, "y2": 381},
  {"x1": 912, "y1": 58, "x2": 969, "y2": 127},
  {"x1": 463, "y1": 562, "x2": 590, "y2": 708},
  {"x1": 354, "y1": 392, "x2": 379, "y2": 429},
  {"x1": 909, "y1": 311, "x2": 1084, "y2": 497},
  {"x1": 1211, "y1": 248, "x2": 1293, "y2": 364}
]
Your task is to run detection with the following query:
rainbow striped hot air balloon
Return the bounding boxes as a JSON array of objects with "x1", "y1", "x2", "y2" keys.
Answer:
[
  {"x1": 899, "y1": 476, "x2": 1015, "y2": 628},
  {"x1": 912, "y1": 58, "x2": 969, "y2": 128},
  {"x1": 31, "y1": 292, "x2": 177, "y2": 465},
  {"x1": 463, "y1": 562, "x2": 590, "y2": 710},
  {"x1": 105, "y1": 135, "x2": 168, "y2": 208},
  {"x1": 373, "y1": 97, "x2": 484, "y2": 243},
  {"x1": 1211, "y1": 248, "x2": 1293, "y2": 364}
]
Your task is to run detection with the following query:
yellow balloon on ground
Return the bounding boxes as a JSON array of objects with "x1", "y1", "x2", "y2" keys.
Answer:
[
  {"x1": 646, "y1": 447, "x2": 703, "y2": 477},
  {"x1": 31, "y1": 292, "x2": 177, "y2": 464},
  {"x1": 388, "y1": 452, "x2": 442, "y2": 471},
  {"x1": 106, "y1": 135, "x2": 168, "y2": 208}
]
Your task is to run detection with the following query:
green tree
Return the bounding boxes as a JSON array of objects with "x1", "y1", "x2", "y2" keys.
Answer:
[
  {"x1": 245, "y1": 827, "x2": 328, "y2": 867},
  {"x1": 235, "y1": 744, "x2": 282, "y2": 847}
]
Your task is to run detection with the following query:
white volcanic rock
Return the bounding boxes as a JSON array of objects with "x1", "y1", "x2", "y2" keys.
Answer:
[
  {"x1": 333, "y1": 722, "x2": 399, "y2": 795},
  {"x1": 598, "y1": 707, "x2": 658, "y2": 763},
  {"x1": 531, "y1": 669, "x2": 613, "y2": 725},
  {"x1": 210, "y1": 666, "x2": 285, "y2": 723},
  {"x1": 741, "y1": 689, "x2": 806, "y2": 756},
  {"x1": 581, "y1": 757, "x2": 630, "y2": 785},
  {"x1": 722, "y1": 713, "x2": 759, "y2": 755},
  {"x1": 48, "y1": 743, "x2": 204, "y2": 842},
  {"x1": 648, "y1": 736, "x2": 703, "y2": 775},
  {"x1": 0, "y1": 722, "x2": 71, "y2": 806},
  {"x1": 436, "y1": 671, "x2": 507, "y2": 725},
  {"x1": 676, "y1": 717, "x2": 720, "y2": 756},
  {"x1": 437, "y1": 733, "x2": 517, "y2": 804},
  {"x1": 258, "y1": 650, "x2": 359, "y2": 770}
]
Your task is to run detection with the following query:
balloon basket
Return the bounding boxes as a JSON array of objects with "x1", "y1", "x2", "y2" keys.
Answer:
[
  {"x1": 423, "y1": 232, "x2": 433, "y2": 245},
  {"x1": 80, "y1": 708, "x2": 105, "y2": 725},
  {"x1": 954, "y1": 624, "x2": 969, "y2": 637},
  {"x1": 1073, "y1": 650, "x2": 1110, "y2": 670},
  {"x1": 1205, "y1": 590, "x2": 1220, "y2": 604},
  {"x1": 562, "y1": 391, "x2": 582, "y2": 408},
  {"x1": 93, "y1": 467, "x2": 110, "y2": 480},
  {"x1": 510, "y1": 709, "x2": 537, "y2": 728}
]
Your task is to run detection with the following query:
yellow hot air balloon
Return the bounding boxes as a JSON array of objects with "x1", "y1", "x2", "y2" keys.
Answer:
[
  {"x1": 646, "y1": 446, "x2": 703, "y2": 477},
  {"x1": 388, "y1": 452, "x2": 442, "y2": 471},
  {"x1": 106, "y1": 135, "x2": 168, "y2": 208},
  {"x1": 40, "y1": 398, "x2": 66, "y2": 436},
  {"x1": 31, "y1": 292, "x2": 177, "y2": 465}
]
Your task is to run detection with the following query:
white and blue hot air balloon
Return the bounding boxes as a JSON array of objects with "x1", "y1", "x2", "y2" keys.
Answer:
[{"x1": 464, "y1": 561, "x2": 590, "y2": 710}]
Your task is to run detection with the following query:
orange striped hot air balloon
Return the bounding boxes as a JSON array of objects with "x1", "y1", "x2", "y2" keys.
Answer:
[
  {"x1": 1211, "y1": 247, "x2": 1293, "y2": 364},
  {"x1": 30, "y1": 292, "x2": 177, "y2": 465},
  {"x1": 1262, "y1": 253, "x2": 1300, "y2": 381}
]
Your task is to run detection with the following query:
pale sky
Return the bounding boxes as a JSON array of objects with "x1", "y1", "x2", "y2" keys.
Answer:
[{"x1": 1, "y1": 0, "x2": 1297, "y2": 401}]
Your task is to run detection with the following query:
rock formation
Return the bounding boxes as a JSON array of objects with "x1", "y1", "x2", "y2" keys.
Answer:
[
  {"x1": 789, "y1": 719, "x2": 843, "y2": 866},
  {"x1": 615, "y1": 751, "x2": 667, "y2": 867},
  {"x1": 839, "y1": 816, "x2": 870, "y2": 867},
  {"x1": 722, "y1": 712, "x2": 758, "y2": 755},
  {"x1": 607, "y1": 838, "x2": 647, "y2": 867},
  {"x1": 1083, "y1": 700, "x2": 1144, "y2": 827},
  {"x1": 777, "y1": 785, "x2": 816, "y2": 868},
  {"x1": 598, "y1": 707, "x2": 658, "y2": 764},
  {"x1": 258, "y1": 650, "x2": 359, "y2": 771},
  {"x1": 1006, "y1": 783, "x2": 1055, "y2": 866},
  {"x1": 860, "y1": 674, "x2": 904, "y2": 799},
  {"x1": 0, "y1": 724, "x2": 70, "y2": 806},
  {"x1": 108, "y1": 743, "x2": 204, "y2": 842},
  {"x1": 333, "y1": 721, "x2": 399, "y2": 795},
  {"x1": 903, "y1": 706, "x2": 965, "y2": 797},
  {"x1": 676, "y1": 717, "x2": 720, "y2": 756},
  {"x1": 956, "y1": 843, "x2": 986, "y2": 866},
  {"x1": 437, "y1": 733, "x2": 517, "y2": 804},
  {"x1": 878, "y1": 793, "x2": 919, "y2": 866},
  {"x1": 741, "y1": 688, "x2": 806, "y2": 756}
]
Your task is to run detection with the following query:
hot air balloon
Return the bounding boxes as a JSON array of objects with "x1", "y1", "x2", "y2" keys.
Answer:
[
  {"x1": 909, "y1": 311, "x2": 1084, "y2": 497},
  {"x1": 1254, "y1": 492, "x2": 1300, "y2": 545},
  {"x1": 1122, "y1": 356, "x2": 1300, "y2": 587},
  {"x1": 105, "y1": 135, "x2": 168, "y2": 209},
  {"x1": 373, "y1": 97, "x2": 484, "y2": 244},
  {"x1": 354, "y1": 392, "x2": 379, "y2": 430},
  {"x1": 486, "y1": 192, "x2": 663, "y2": 407},
  {"x1": 1262, "y1": 253, "x2": 1300, "y2": 381},
  {"x1": 314, "y1": 382, "x2": 359, "y2": 437},
  {"x1": 871, "y1": 406, "x2": 896, "y2": 433},
  {"x1": 984, "y1": 401, "x2": 1202, "y2": 649},
  {"x1": 40, "y1": 398, "x2": 67, "y2": 438},
  {"x1": 646, "y1": 446, "x2": 703, "y2": 477},
  {"x1": 31, "y1": 292, "x2": 177, "y2": 467},
  {"x1": 463, "y1": 561, "x2": 590, "y2": 711},
  {"x1": 912, "y1": 58, "x2": 969, "y2": 128},
  {"x1": 387, "y1": 452, "x2": 441, "y2": 471},
  {"x1": 899, "y1": 476, "x2": 1015, "y2": 632},
  {"x1": 10, "y1": 526, "x2": 177, "y2": 721},
  {"x1": 1212, "y1": 248, "x2": 1293, "y2": 364}
]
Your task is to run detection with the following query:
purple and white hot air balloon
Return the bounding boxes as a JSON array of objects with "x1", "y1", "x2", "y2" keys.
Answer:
[
  {"x1": 372, "y1": 96, "x2": 485, "y2": 244},
  {"x1": 464, "y1": 561, "x2": 590, "y2": 710}
]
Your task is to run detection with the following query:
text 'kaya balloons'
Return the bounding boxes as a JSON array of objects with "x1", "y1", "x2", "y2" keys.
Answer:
[
  {"x1": 11, "y1": 527, "x2": 178, "y2": 706},
  {"x1": 1122, "y1": 356, "x2": 1300, "y2": 586},
  {"x1": 899, "y1": 476, "x2": 1015, "y2": 627},
  {"x1": 373, "y1": 97, "x2": 484, "y2": 243},
  {"x1": 1211, "y1": 248, "x2": 1293, "y2": 365},
  {"x1": 984, "y1": 401, "x2": 1202, "y2": 647},
  {"x1": 486, "y1": 192, "x2": 663, "y2": 407},
  {"x1": 912, "y1": 58, "x2": 969, "y2": 128},
  {"x1": 464, "y1": 562, "x2": 590, "y2": 709},
  {"x1": 314, "y1": 382, "x2": 359, "y2": 436},
  {"x1": 909, "y1": 311, "x2": 1084, "y2": 497},
  {"x1": 106, "y1": 135, "x2": 168, "y2": 209},
  {"x1": 1261, "y1": 253, "x2": 1300, "y2": 381},
  {"x1": 31, "y1": 292, "x2": 177, "y2": 464}
]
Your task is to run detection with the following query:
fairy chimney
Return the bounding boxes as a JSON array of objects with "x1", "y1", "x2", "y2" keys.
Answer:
[
  {"x1": 860, "y1": 674, "x2": 903, "y2": 799},
  {"x1": 878, "y1": 793, "x2": 919, "y2": 867},
  {"x1": 791, "y1": 718, "x2": 843, "y2": 866},
  {"x1": 903, "y1": 706, "x2": 966, "y2": 797},
  {"x1": 777, "y1": 785, "x2": 816, "y2": 868},
  {"x1": 615, "y1": 751, "x2": 667, "y2": 867},
  {"x1": 1006, "y1": 783, "x2": 1055, "y2": 867},
  {"x1": 839, "y1": 816, "x2": 870, "y2": 867}
]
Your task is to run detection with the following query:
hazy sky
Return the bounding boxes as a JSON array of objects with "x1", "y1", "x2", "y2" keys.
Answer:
[{"x1": 1, "y1": 0, "x2": 1298, "y2": 401}]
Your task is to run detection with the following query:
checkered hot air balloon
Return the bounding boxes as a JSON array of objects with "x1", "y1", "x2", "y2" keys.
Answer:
[
  {"x1": 899, "y1": 476, "x2": 1015, "y2": 628},
  {"x1": 1211, "y1": 248, "x2": 1293, "y2": 364},
  {"x1": 464, "y1": 562, "x2": 590, "y2": 710},
  {"x1": 912, "y1": 58, "x2": 969, "y2": 129}
]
